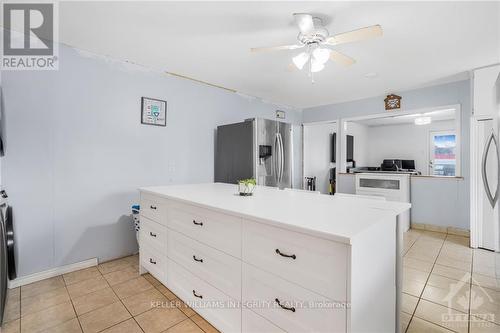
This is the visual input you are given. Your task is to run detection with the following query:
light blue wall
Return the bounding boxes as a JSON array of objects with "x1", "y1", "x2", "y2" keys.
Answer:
[
  {"x1": 303, "y1": 80, "x2": 471, "y2": 230},
  {"x1": 1, "y1": 45, "x2": 302, "y2": 277}
]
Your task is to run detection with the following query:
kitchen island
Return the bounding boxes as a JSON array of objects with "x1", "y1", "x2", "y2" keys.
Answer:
[{"x1": 138, "y1": 183, "x2": 410, "y2": 333}]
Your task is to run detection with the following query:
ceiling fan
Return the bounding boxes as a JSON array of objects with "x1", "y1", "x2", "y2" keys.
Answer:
[{"x1": 251, "y1": 13, "x2": 383, "y2": 82}]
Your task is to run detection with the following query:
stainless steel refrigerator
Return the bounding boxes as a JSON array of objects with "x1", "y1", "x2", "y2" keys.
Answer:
[{"x1": 215, "y1": 118, "x2": 293, "y2": 188}]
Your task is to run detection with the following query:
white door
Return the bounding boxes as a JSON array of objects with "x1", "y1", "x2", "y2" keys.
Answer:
[
  {"x1": 471, "y1": 68, "x2": 500, "y2": 252},
  {"x1": 429, "y1": 131, "x2": 457, "y2": 176},
  {"x1": 475, "y1": 119, "x2": 499, "y2": 251}
]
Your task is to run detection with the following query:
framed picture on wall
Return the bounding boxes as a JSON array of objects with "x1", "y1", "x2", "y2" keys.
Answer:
[{"x1": 141, "y1": 97, "x2": 167, "y2": 126}]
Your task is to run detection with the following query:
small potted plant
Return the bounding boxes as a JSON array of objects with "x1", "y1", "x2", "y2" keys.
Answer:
[{"x1": 238, "y1": 178, "x2": 256, "y2": 196}]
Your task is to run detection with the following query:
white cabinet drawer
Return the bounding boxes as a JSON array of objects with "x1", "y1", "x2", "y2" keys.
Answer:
[
  {"x1": 140, "y1": 193, "x2": 167, "y2": 225},
  {"x1": 140, "y1": 217, "x2": 167, "y2": 254},
  {"x1": 242, "y1": 308, "x2": 286, "y2": 333},
  {"x1": 167, "y1": 201, "x2": 241, "y2": 257},
  {"x1": 167, "y1": 259, "x2": 241, "y2": 333},
  {"x1": 168, "y1": 230, "x2": 241, "y2": 300},
  {"x1": 242, "y1": 264, "x2": 346, "y2": 333},
  {"x1": 140, "y1": 244, "x2": 167, "y2": 284},
  {"x1": 242, "y1": 219, "x2": 348, "y2": 301}
]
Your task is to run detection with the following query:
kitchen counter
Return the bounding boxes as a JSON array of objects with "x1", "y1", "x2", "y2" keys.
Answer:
[
  {"x1": 339, "y1": 172, "x2": 464, "y2": 179},
  {"x1": 139, "y1": 183, "x2": 411, "y2": 332},
  {"x1": 140, "y1": 182, "x2": 411, "y2": 245}
]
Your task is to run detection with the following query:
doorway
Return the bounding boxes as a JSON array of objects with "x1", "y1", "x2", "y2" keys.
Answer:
[{"x1": 302, "y1": 121, "x2": 338, "y2": 194}]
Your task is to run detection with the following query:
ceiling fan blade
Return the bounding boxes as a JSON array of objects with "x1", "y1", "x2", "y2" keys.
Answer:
[
  {"x1": 250, "y1": 44, "x2": 304, "y2": 53},
  {"x1": 325, "y1": 25, "x2": 383, "y2": 46},
  {"x1": 330, "y1": 50, "x2": 356, "y2": 66},
  {"x1": 293, "y1": 13, "x2": 315, "y2": 34}
]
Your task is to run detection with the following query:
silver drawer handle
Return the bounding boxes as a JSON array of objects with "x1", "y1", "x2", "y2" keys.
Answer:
[
  {"x1": 149, "y1": 232, "x2": 157, "y2": 238},
  {"x1": 149, "y1": 258, "x2": 156, "y2": 265}
]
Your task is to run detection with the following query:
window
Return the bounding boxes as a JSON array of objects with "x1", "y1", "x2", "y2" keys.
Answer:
[{"x1": 429, "y1": 131, "x2": 457, "y2": 176}]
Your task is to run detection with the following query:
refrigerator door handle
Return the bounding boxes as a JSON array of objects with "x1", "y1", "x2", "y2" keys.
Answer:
[
  {"x1": 278, "y1": 132, "x2": 284, "y2": 183},
  {"x1": 481, "y1": 130, "x2": 500, "y2": 208},
  {"x1": 274, "y1": 133, "x2": 280, "y2": 183}
]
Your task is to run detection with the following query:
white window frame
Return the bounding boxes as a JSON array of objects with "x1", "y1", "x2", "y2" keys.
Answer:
[{"x1": 428, "y1": 130, "x2": 459, "y2": 176}]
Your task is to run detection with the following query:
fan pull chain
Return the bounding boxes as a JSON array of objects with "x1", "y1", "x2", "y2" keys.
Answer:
[{"x1": 309, "y1": 55, "x2": 315, "y2": 84}]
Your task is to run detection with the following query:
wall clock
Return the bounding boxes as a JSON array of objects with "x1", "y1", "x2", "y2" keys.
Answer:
[{"x1": 384, "y1": 94, "x2": 402, "y2": 110}]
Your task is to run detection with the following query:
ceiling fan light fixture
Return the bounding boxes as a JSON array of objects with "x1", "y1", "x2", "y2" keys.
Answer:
[
  {"x1": 250, "y1": 14, "x2": 382, "y2": 82},
  {"x1": 292, "y1": 52, "x2": 309, "y2": 70},
  {"x1": 312, "y1": 47, "x2": 330, "y2": 64},
  {"x1": 311, "y1": 59, "x2": 325, "y2": 73},
  {"x1": 414, "y1": 116, "x2": 432, "y2": 125}
]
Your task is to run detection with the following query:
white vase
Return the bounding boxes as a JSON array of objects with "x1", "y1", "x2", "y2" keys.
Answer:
[{"x1": 238, "y1": 182, "x2": 255, "y2": 196}]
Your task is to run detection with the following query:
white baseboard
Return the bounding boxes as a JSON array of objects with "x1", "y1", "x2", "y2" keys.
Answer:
[{"x1": 7, "y1": 258, "x2": 98, "y2": 289}]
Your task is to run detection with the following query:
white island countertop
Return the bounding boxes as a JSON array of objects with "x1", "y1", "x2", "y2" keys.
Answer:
[{"x1": 139, "y1": 183, "x2": 411, "y2": 244}]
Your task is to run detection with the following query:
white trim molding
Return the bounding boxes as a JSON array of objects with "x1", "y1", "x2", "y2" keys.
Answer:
[
  {"x1": 470, "y1": 115, "x2": 480, "y2": 249},
  {"x1": 7, "y1": 258, "x2": 98, "y2": 289}
]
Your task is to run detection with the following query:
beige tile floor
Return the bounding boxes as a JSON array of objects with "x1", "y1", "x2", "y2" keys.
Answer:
[
  {"x1": 1, "y1": 229, "x2": 499, "y2": 333},
  {"x1": 402, "y1": 229, "x2": 500, "y2": 333},
  {"x1": 1, "y1": 255, "x2": 219, "y2": 333}
]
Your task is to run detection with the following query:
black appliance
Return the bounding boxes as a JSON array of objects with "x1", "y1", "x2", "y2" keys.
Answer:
[
  {"x1": 305, "y1": 177, "x2": 316, "y2": 191},
  {"x1": 402, "y1": 159, "x2": 416, "y2": 170},
  {"x1": 0, "y1": 195, "x2": 16, "y2": 326},
  {"x1": 259, "y1": 145, "x2": 272, "y2": 158},
  {"x1": 329, "y1": 168, "x2": 336, "y2": 195},
  {"x1": 331, "y1": 133, "x2": 336, "y2": 163},
  {"x1": 346, "y1": 135, "x2": 354, "y2": 162},
  {"x1": 0, "y1": 209, "x2": 6, "y2": 326},
  {"x1": 5, "y1": 207, "x2": 15, "y2": 281},
  {"x1": 381, "y1": 159, "x2": 402, "y2": 171}
]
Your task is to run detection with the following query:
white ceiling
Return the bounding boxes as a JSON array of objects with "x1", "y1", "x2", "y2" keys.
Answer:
[
  {"x1": 353, "y1": 108, "x2": 457, "y2": 127},
  {"x1": 57, "y1": 1, "x2": 500, "y2": 108}
]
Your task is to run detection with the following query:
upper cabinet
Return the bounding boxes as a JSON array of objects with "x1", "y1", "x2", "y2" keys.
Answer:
[{"x1": 473, "y1": 65, "x2": 500, "y2": 117}]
